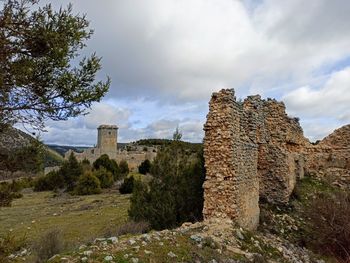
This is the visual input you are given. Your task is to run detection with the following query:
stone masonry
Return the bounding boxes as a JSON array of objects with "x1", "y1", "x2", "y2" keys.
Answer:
[
  {"x1": 65, "y1": 125, "x2": 157, "y2": 171},
  {"x1": 203, "y1": 89, "x2": 349, "y2": 230}
]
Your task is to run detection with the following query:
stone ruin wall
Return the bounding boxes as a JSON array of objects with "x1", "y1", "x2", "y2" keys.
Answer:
[
  {"x1": 306, "y1": 125, "x2": 350, "y2": 187},
  {"x1": 203, "y1": 89, "x2": 350, "y2": 230},
  {"x1": 66, "y1": 148, "x2": 157, "y2": 172},
  {"x1": 203, "y1": 89, "x2": 260, "y2": 230}
]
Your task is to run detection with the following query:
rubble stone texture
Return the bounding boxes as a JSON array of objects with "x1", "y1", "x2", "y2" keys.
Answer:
[
  {"x1": 203, "y1": 89, "x2": 349, "y2": 230},
  {"x1": 66, "y1": 125, "x2": 156, "y2": 171}
]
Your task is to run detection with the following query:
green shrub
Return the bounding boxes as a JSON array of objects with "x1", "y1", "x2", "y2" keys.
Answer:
[
  {"x1": 75, "y1": 171, "x2": 101, "y2": 195},
  {"x1": 119, "y1": 160, "x2": 129, "y2": 178},
  {"x1": 60, "y1": 153, "x2": 83, "y2": 191},
  {"x1": 93, "y1": 154, "x2": 120, "y2": 180},
  {"x1": 33, "y1": 171, "x2": 65, "y2": 192},
  {"x1": 129, "y1": 137, "x2": 205, "y2": 230},
  {"x1": 0, "y1": 184, "x2": 14, "y2": 207},
  {"x1": 138, "y1": 159, "x2": 151, "y2": 175},
  {"x1": 119, "y1": 176, "x2": 134, "y2": 194},
  {"x1": 93, "y1": 167, "x2": 114, "y2": 188},
  {"x1": 0, "y1": 232, "x2": 27, "y2": 261}
]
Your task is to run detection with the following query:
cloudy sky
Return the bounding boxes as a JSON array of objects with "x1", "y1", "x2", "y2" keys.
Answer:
[{"x1": 33, "y1": 0, "x2": 350, "y2": 145}]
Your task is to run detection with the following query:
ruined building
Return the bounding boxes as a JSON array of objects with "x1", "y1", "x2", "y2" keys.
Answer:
[
  {"x1": 203, "y1": 89, "x2": 350, "y2": 230},
  {"x1": 65, "y1": 125, "x2": 157, "y2": 170}
]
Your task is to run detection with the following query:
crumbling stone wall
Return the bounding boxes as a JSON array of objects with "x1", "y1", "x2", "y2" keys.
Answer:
[
  {"x1": 203, "y1": 89, "x2": 350, "y2": 229},
  {"x1": 306, "y1": 125, "x2": 350, "y2": 188},
  {"x1": 203, "y1": 89, "x2": 260, "y2": 230}
]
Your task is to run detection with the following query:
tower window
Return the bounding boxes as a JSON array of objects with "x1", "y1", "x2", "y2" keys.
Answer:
[{"x1": 109, "y1": 132, "x2": 111, "y2": 135}]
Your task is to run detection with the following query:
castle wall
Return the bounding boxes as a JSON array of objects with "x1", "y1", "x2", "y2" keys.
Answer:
[
  {"x1": 65, "y1": 124, "x2": 156, "y2": 172},
  {"x1": 203, "y1": 89, "x2": 260, "y2": 230},
  {"x1": 203, "y1": 89, "x2": 350, "y2": 229}
]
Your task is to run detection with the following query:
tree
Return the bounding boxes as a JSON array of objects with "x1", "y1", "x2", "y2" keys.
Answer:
[
  {"x1": 75, "y1": 171, "x2": 101, "y2": 195},
  {"x1": 172, "y1": 127, "x2": 182, "y2": 141},
  {"x1": 93, "y1": 167, "x2": 113, "y2": 188},
  {"x1": 93, "y1": 154, "x2": 120, "y2": 179},
  {"x1": 129, "y1": 141, "x2": 205, "y2": 230},
  {"x1": 0, "y1": 0, "x2": 110, "y2": 130},
  {"x1": 119, "y1": 176, "x2": 135, "y2": 194},
  {"x1": 60, "y1": 152, "x2": 82, "y2": 191},
  {"x1": 138, "y1": 159, "x2": 151, "y2": 175},
  {"x1": 119, "y1": 160, "x2": 129, "y2": 178}
]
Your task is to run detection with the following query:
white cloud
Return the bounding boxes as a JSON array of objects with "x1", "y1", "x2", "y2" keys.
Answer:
[
  {"x1": 283, "y1": 67, "x2": 350, "y2": 121},
  {"x1": 37, "y1": 0, "x2": 350, "y2": 144}
]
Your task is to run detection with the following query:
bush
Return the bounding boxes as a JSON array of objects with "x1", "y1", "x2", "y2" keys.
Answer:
[
  {"x1": 60, "y1": 153, "x2": 83, "y2": 191},
  {"x1": 32, "y1": 229, "x2": 64, "y2": 262},
  {"x1": 129, "y1": 139, "x2": 205, "y2": 230},
  {"x1": 119, "y1": 160, "x2": 129, "y2": 178},
  {"x1": 0, "y1": 181, "x2": 26, "y2": 207},
  {"x1": 93, "y1": 154, "x2": 120, "y2": 179},
  {"x1": 0, "y1": 184, "x2": 14, "y2": 207},
  {"x1": 93, "y1": 167, "x2": 114, "y2": 188},
  {"x1": 75, "y1": 171, "x2": 101, "y2": 195},
  {"x1": 119, "y1": 176, "x2": 134, "y2": 194},
  {"x1": 0, "y1": 232, "x2": 27, "y2": 261},
  {"x1": 305, "y1": 191, "x2": 350, "y2": 261},
  {"x1": 138, "y1": 159, "x2": 151, "y2": 175},
  {"x1": 34, "y1": 171, "x2": 65, "y2": 192}
]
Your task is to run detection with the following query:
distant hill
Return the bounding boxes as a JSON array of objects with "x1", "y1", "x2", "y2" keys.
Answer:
[{"x1": 0, "y1": 126, "x2": 64, "y2": 180}]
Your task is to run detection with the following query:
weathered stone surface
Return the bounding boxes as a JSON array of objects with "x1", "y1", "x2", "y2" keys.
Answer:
[
  {"x1": 203, "y1": 89, "x2": 349, "y2": 229},
  {"x1": 66, "y1": 124, "x2": 157, "y2": 170},
  {"x1": 306, "y1": 125, "x2": 350, "y2": 188}
]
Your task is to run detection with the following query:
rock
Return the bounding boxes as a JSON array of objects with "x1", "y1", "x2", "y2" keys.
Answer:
[
  {"x1": 81, "y1": 257, "x2": 88, "y2": 262},
  {"x1": 104, "y1": 255, "x2": 113, "y2": 261},
  {"x1": 83, "y1": 250, "x2": 93, "y2": 257},
  {"x1": 8, "y1": 254, "x2": 16, "y2": 259},
  {"x1": 236, "y1": 229, "x2": 244, "y2": 240},
  {"x1": 208, "y1": 260, "x2": 218, "y2": 263},
  {"x1": 20, "y1": 249, "x2": 28, "y2": 256},
  {"x1": 131, "y1": 258, "x2": 139, "y2": 263},
  {"x1": 123, "y1": 254, "x2": 129, "y2": 259},
  {"x1": 94, "y1": 238, "x2": 106, "y2": 243},
  {"x1": 128, "y1": 239, "x2": 136, "y2": 245},
  {"x1": 144, "y1": 250, "x2": 152, "y2": 254},
  {"x1": 141, "y1": 234, "x2": 151, "y2": 242},
  {"x1": 167, "y1": 251, "x2": 177, "y2": 258},
  {"x1": 79, "y1": 245, "x2": 87, "y2": 250},
  {"x1": 190, "y1": 234, "x2": 203, "y2": 243},
  {"x1": 108, "y1": 236, "x2": 118, "y2": 244}
]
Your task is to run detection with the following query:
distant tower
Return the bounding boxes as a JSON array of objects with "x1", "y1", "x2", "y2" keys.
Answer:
[{"x1": 97, "y1": 125, "x2": 118, "y2": 155}]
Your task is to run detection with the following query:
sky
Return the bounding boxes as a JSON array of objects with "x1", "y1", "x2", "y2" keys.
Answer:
[{"x1": 29, "y1": 0, "x2": 350, "y2": 146}]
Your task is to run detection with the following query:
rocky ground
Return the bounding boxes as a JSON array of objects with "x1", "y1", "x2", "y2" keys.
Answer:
[{"x1": 8, "y1": 218, "x2": 327, "y2": 263}]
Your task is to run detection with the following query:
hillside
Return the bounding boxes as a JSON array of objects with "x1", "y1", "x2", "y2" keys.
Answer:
[{"x1": 0, "y1": 126, "x2": 64, "y2": 179}]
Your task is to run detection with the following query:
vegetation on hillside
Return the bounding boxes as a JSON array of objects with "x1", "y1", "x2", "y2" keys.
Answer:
[
  {"x1": 33, "y1": 153, "x2": 130, "y2": 196},
  {"x1": 260, "y1": 175, "x2": 350, "y2": 262}
]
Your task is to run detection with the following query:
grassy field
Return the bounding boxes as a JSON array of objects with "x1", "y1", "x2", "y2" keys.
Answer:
[{"x1": 0, "y1": 189, "x2": 130, "y2": 246}]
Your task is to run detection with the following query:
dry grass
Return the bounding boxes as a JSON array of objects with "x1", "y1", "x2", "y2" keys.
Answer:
[
  {"x1": 0, "y1": 189, "x2": 130, "y2": 245},
  {"x1": 104, "y1": 220, "x2": 150, "y2": 237}
]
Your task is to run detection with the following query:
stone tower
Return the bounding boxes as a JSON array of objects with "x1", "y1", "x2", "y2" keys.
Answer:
[{"x1": 97, "y1": 125, "x2": 118, "y2": 155}]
